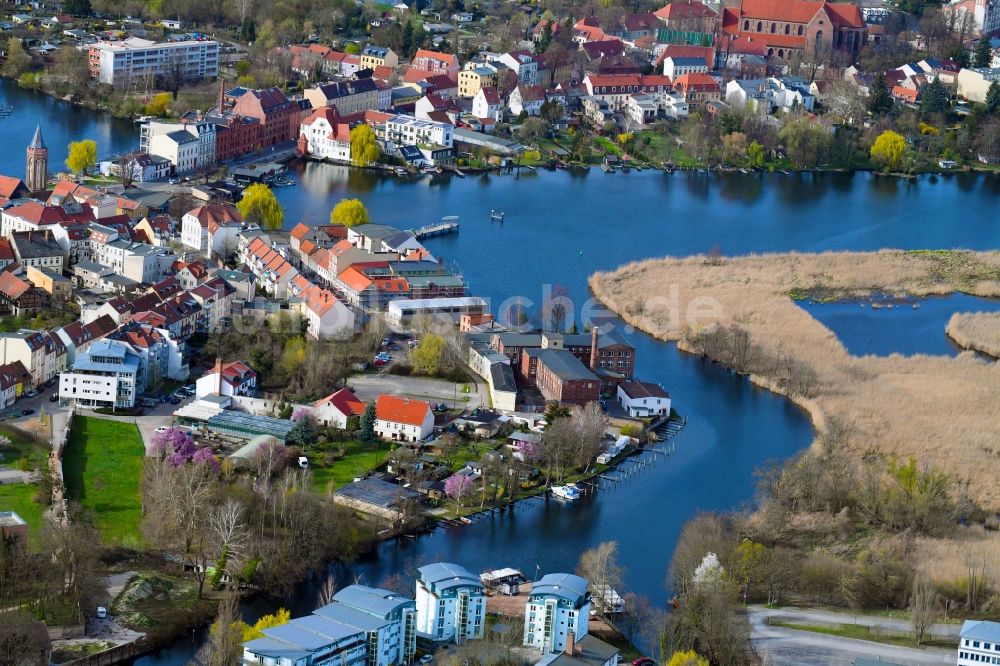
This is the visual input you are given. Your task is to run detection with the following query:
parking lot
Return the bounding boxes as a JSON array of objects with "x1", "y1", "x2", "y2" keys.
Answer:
[{"x1": 346, "y1": 373, "x2": 487, "y2": 410}]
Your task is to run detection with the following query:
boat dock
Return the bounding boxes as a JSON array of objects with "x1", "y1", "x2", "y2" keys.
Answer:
[{"x1": 411, "y1": 216, "x2": 459, "y2": 239}]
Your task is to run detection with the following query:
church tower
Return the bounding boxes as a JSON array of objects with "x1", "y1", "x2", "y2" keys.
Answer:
[{"x1": 26, "y1": 125, "x2": 48, "y2": 193}]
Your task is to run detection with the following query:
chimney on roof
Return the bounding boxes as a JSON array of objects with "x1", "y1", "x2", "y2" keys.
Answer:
[{"x1": 589, "y1": 325, "x2": 599, "y2": 371}]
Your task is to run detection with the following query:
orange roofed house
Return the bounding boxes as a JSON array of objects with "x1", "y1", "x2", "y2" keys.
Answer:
[
  {"x1": 313, "y1": 387, "x2": 365, "y2": 428},
  {"x1": 721, "y1": 0, "x2": 867, "y2": 62},
  {"x1": 375, "y1": 394, "x2": 435, "y2": 442}
]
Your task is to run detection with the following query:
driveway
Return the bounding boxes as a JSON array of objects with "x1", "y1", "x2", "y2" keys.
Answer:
[
  {"x1": 346, "y1": 373, "x2": 489, "y2": 410},
  {"x1": 748, "y1": 606, "x2": 955, "y2": 666}
]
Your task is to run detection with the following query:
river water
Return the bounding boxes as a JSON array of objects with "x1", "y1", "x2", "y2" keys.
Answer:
[{"x1": 1, "y1": 82, "x2": 998, "y2": 663}]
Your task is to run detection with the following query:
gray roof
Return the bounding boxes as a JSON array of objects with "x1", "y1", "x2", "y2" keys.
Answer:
[
  {"x1": 352, "y1": 223, "x2": 402, "y2": 243},
  {"x1": 242, "y1": 638, "x2": 310, "y2": 659},
  {"x1": 490, "y1": 362, "x2": 516, "y2": 393},
  {"x1": 333, "y1": 476, "x2": 419, "y2": 508},
  {"x1": 531, "y1": 573, "x2": 589, "y2": 605},
  {"x1": 333, "y1": 584, "x2": 414, "y2": 618},
  {"x1": 418, "y1": 562, "x2": 482, "y2": 592},
  {"x1": 526, "y1": 348, "x2": 597, "y2": 382},
  {"x1": 165, "y1": 129, "x2": 198, "y2": 144},
  {"x1": 10, "y1": 231, "x2": 63, "y2": 259},
  {"x1": 205, "y1": 410, "x2": 296, "y2": 440},
  {"x1": 962, "y1": 619, "x2": 1000, "y2": 643},
  {"x1": 536, "y1": 635, "x2": 619, "y2": 666},
  {"x1": 495, "y1": 332, "x2": 542, "y2": 348}
]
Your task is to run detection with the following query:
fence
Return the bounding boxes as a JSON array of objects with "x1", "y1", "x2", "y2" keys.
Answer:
[{"x1": 62, "y1": 642, "x2": 141, "y2": 666}]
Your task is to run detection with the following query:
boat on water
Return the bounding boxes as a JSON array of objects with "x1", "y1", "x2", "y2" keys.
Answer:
[
  {"x1": 458, "y1": 516, "x2": 473, "y2": 525},
  {"x1": 394, "y1": 166, "x2": 409, "y2": 177},
  {"x1": 271, "y1": 178, "x2": 295, "y2": 187},
  {"x1": 551, "y1": 483, "x2": 581, "y2": 501},
  {"x1": 601, "y1": 164, "x2": 615, "y2": 173}
]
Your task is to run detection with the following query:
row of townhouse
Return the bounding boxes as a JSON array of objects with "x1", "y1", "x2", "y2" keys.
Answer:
[
  {"x1": 0, "y1": 329, "x2": 66, "y2": 389},
  {"x1": 179, "y1": 203, "x2": 245, "y2": 259}
]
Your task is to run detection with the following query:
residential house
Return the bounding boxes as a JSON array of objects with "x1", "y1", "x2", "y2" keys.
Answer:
[
  {"x1": 181, "y1": 204, "x2": 243, "y2": 254},
  {"x1": 313, "y1": 387, "x2": 365, "y2": 428},
  {"x1": 298, "y1": 106, "x2": 353, "y2": 164},
  {"x1": 522, "y1": 348, "x2": 600, "y2": 405},
  {"x1": 510, "y1": 85, "x2": 546, "y2": 116},
  {"x1": 0, "y1": 273, "x2": 48, "y2": 316},
  {"x1": 654, "y1": 0, "x2": 718, "y2": 33},
  {"x1": 958, "y1": 67, "x2": 1000, "y2": 102},
  {"x1": 492, "y1": 51, "x2": 539, "y2": 86},
  {"x1": 9, "y1": 230, "x2": 65, "y2": 274},
  {"x1": 415, "y1": 563, "x2": 487, "y2": 643},
  {"x1": 472, "y1": 86, "x2": 504, "y2": 121},
  {"x1": 673, "y1": 72, "x2": 721, "y2": 105},
  {"x1": 411, "y1": 49, "x2": 460, "y2": 80},
  {"x1": 375, "y1": 394, "x2": 435, "y2": 442},
  {"x1": 59, "y1": 339, "x2": 142, "y2": 409},
  {"x1": 958, "y1": 620, "x2": 1000, "y2": 665},
  {"x1": 0, "y1": 362, "x2": 30, "y2": 408},
  {"x1": 195, "y1": 360, "x2": 257, "y2": 399},
  {"x1": 231, "y1": 87, "x2": 298, "y2": 147},
  {"x1": 148, "y1": 129, "x2": 200, "y2": 174},
  {"x1": 662, "y1": 56, "x2": 709, "y2": 80},
  {"x1": 458, "y1": 62, "x2": 504, "y2": 98},
  {"x1": 360, "y1": 45, "x2": 400, "y2": 70},
  {"x1": 616, "y1": 381, "x2": 671, "y2": 417},
  {"x1": 304, "y1": 78, "x2": 385, "y2": 115}
]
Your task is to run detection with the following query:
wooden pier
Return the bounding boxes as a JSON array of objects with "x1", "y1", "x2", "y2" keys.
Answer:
[
  {"x1": 411, "y1": 216, "x2": 459, "y2": 239},
  {"x1": 489, "y1": 210, "x2": 505, "y2": 223}
]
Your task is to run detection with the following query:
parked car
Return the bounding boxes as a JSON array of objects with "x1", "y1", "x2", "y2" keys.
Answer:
[
  {"x1": 297, "y1": 456, "x2": 309, "y2": 469},
  {"x1": 25, "y1": 389, "x2": 38, "y2": 398},
  {"x1": 169, "y1": 397, "x2": 182, "y2": 405},
  {"x1": 20, "y1": 409, "x2": 34, "y2": 416},
  {"x1": 632, "y1": 659, "x2": 654, "y2": 666},
  {"x1": 48, "y1": 393, "x2": 58, "y2": 402},
  {"x1": 182, "y1": 384, "x2": 196, "y2": 395},
  {"x1": 418, "y1": 656, "x2": 433, "y2": 665},
  {"x1": 373, "y1": 358, "x2": 386, "y2": 366},
  {"x1": 154, "y1": 426, "x2": 170, "y2": 434},
  {"x1": 96, "y1": 606, "x2": 107, "y2": 619}
]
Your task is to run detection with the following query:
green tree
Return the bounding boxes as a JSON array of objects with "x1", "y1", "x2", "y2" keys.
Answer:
[
  {"x1": 973, "y1": 35, "x2": 993, "y2": 69},
  {"x1": 747, "y1": 140, "x2": 765, "y2": 168},
  {"x1": 986, "y1": 81, "x2": 1000, "y2": 115},
  {"x1": 145, "y1": 92, "x2": 173, "y2": 117},
  {"x1": 411, "y1": 333, "x2": 445, "y2": 376},
  {"x1": 65, "y1": 139, "x2": 97, "y2": 175},
  {"x1": 344, "y1": 42, "x2": 361, "y2": 55},
  {"x1": 920, "y1": 78, "x2": 949, "y2": 115},
  {"x1": 350, "y1": 124, "x2": 381, "y2": 167},
  {"x1": 543, "y1": 401, "x2": 571, "y2": 423},
  {"x1": 236, "y1": 183, "x2": 283, "y2": 231},
  {"x1": 870, "y1": 129, "x2": 906, "y2": 172},
  {"x1": 777, "y1": 120, "x2": 831, "y2": 168},
  {"x1": 868, "y1": 74, "x2": 893, "y2": 116},
  {"x1": 359, "y1": 401, "x2": 377, "y2": 443},
  {"x1": 288, "y1": 414, "x2": 316, "y2": 447},
  {"x1": 64, "y1": 0, "x2": 92, "y2": 15},
  {"x1": 3, "y1": 39, "x2": 31, "y2": 78},
  {"x1": 330, "y1": 198, "x2": 370, "y2": 227}
]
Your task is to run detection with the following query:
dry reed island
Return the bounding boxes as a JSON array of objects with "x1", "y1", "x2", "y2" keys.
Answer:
[{"x1": 591, "y1": 250, "x2": 1000, "y2": 588}]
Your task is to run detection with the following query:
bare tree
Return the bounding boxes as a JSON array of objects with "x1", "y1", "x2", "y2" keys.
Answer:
[
  {"x1": 575, "y1": 401, "x2": 608, "y2": 473},
  {"x1": 539, "y1": 418, "x2": 576, "y2": 484},
  {"x1": 909, "y1": 575, "x2": 939, "y2": 646},
  {"x1": 577, "y1": 541, "x2": 623, "y2": 617},
  {"x1": 210, "y1": 499, "x2": 249, "y2": 577}
]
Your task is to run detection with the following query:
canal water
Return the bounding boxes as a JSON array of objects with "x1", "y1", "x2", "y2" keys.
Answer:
[{"x1": 2, "y1": 81, "x2": 999, "y2": 663}]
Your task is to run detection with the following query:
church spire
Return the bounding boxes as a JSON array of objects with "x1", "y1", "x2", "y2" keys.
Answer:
[{"x1": 29, "y1": 124, "x2": 45, "y2": 150}]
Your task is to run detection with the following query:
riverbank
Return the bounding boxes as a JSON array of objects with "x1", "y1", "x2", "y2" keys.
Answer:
[
  {"x1": 945, "y1": 311, "x2": 1000, "y2": 357},
  {"x1": 589, "y1": 249, "x2": 1000, "y2": 510}
]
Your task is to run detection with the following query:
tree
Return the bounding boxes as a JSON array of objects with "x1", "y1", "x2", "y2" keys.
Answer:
[
  {"x1": 722, "y1": 132, "x2": 748, "y2": 166},
  {"x1": 330, "y1": 198, "x2": 370, "y2": 227},
  {"x1": 65, "y1": 140, "x2": 97, "y2": 176},
  {"x1": 777, "y1": 119, "x2": 831, "y2": 168},
  {"x1": 287, "y1": 411, "x2": 317, "y2": 446},
  {"x1": 577, "y1": 541, "x2": 623, "y2": 616},
  {"x1": 444, "y1": 474, "x2": 473, "y2": 505},
  {"x1": 64, "y1": 0, "x2": 92, "y2": 14},
  {"x1": 543, "y1": 401, "x2": 571, "y2": 424},
  {"x1": 973, "y1": 35, "x2": 993, "y2": 69},
  {"x1": 236, "y1": 183, "x2": 283, "y2": 231},
  {"x1": 242, "y1": 609, "x2": 291, "y2": 642},
  {"x1": 975, "y1": 117, "x2": 1000, "y2": 163},
  {"x1": 986, "y1": 81, "x2": 1000, "y2": 115},
  {"x1": 204, "y1": 592, "x2": 243, "y2": 666},
  {"x1": 909, "y1": 575, "x2": 939, "y2": 646},
  {"x1": 921, "y1": 78, "x2": 950, "y2": 115},
  {"x1": 666, "y1": 652, "x2": 709, "y2": 666},
  {"x1": 868, "y1": 74, "x2": 894, "y2": 116},
  {"x1": 145, "y1": 92, "x2": 173, "y2": 117},
  {"x1": 575, "y1": 401, "x2": 608, "y2": 472},
  {"x1": 539, "y1": 417, "x2": 576, "y2": 484},
  {"x1": 870, "y1": 130, "x2": 906, "y2": 172},
  {"x1": 746, "y1": 141, "x2": 765, "y2": 168},
  {"x1": 3, "y1": 39, "x2": 31, "y2": 78},
  {"x1": 520, "y1": 117, "x2": 548, "y2": 144},
  {"x1": 359, "y1": 401, "x2": 377, "y2": 443},
  {"x1": 411, "y1": 333, "x2": 445, "y2": 376},
  {"x1": 350, "y1": 125, "x2": 381, "y2": 167}
]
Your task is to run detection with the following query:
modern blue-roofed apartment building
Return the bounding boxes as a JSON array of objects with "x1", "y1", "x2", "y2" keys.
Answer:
[
  {"x1": 57, "y1": 339, "x2": 142, "y2": 409},
  {"x1": 242, "y1": 585, "x2": 417, "y2": 666},
  {"x1": 415, "y1": 562, "x2": 486, "y2": 643},
  {"x1": 958, "y1": 620, "x2": 1000, "y2": 665},
  {"x1": 523, "y1": 573, "x2": 591, "y2": 654}
]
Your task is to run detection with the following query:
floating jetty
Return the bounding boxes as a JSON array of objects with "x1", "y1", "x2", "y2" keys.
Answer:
[{"x1": 411, "y1": 216, "x2": 459, "y2": 239}]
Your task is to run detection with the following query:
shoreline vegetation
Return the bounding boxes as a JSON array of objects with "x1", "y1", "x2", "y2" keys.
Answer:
[
  {"x1": 946, "y1": 311, "x2": 1000, "y2": 358},
  {"x1": 591, "y1": 250, "x2": 1000, "y2": 659},
  {"x1": 590, "y1": 249, "x2": 1000, "y2": 510}
]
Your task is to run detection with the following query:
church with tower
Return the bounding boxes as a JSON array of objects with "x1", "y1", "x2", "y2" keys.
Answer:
[{"x1": 25, "y1": 124, "x2": 48, "y2": 193}]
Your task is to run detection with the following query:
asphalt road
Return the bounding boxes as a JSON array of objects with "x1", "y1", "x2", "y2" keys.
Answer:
[{"x1": 748, "y1": 606, "x2": 955, "y2": 666}]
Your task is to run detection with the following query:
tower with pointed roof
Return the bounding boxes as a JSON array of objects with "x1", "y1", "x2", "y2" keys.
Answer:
[{"x1": 25, "y1": 125, "x2": 48, "y2": 193}]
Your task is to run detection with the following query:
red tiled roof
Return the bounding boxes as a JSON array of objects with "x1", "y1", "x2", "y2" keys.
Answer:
[
  {"x1": 375, "y1": 394, "x2": 431, "y2": 426},
  {"x1": 654, "y1": 1, "x2": 717, "y2": 20},
  {"x1": 0, "y1": 271, "x2": 31, "y2": 299},
  {"x1": 0, "y1": 176, "x2": 25, "y2": 199},
  {"x1": 479, "y1": 86, "x2": 501, "y2": 104},
  {"x1": 674, "y1": 72, "x2": 720, "y2": 91},
  {"x1": 315, "y1": 387, "x2": 365, "y2": 416},
  {"x1": 189, "y1": 204, "x2": 243, "y2": 228},
  {"x1": 738, "y1": 0, "x2": 825, "y2": 23},
  {"x1": 823, "y1": 2, "x2": 866, "y2": 28}
]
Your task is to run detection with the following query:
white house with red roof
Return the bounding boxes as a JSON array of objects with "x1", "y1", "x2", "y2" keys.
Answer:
[
  {"x1": 195, "y1": 360, "x2": 257, "y2": 399},
  {"x1": 509, "y1": 85, "x2": 546, "y2": 116},
  {"x1": 299, "y1": 106, "x2": 353, "y2": 164},
  {"x1": 299, "y1": 285, "x2": 356, "y2": 338},
  {"x1": 472, "y1": 86, "x2": 504, "y2": 122},
  {"x1": 375, "y1": 394, "x2": 435, "y2": 442},
  {"x1": 181, "y1": 204, "x2": 243, "y2": 255},
  {"x1": 617, "y1": 381, "x2": 671, "y2": 418},
  {"x1": 491, "y1": 51, "x2": 539, "y2": 86},
  {"x1": 313, "y1": 387, "x2": 366, "y2": 428}
]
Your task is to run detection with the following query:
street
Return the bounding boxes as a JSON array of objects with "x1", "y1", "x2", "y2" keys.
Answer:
[{"x1": 748, "y1": 606, "x2": 955, "y2": 666}]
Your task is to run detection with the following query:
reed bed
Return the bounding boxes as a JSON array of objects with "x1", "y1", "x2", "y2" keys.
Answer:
[
  {"x1": 947, "y1": 312, "x2": 1000, "y2": 358},
  {"x1": 590, "y1": 250, "x2": 1000, "y2": 509}
]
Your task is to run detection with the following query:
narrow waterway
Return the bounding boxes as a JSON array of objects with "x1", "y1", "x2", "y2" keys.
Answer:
[{"x1": 2, "y1": 81, "x2": 997, "y2": 663}]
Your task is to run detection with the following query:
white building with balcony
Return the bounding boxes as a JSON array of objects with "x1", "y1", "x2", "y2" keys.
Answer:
[
  {"x1": 58, "y1": 339, "x2": 142, "y2": 409},
  {"x1": 415, "y1": 563, "x2": 486, "y2": 643},
  {"x1": 523, "y1": 573, "x2": 591, "y2": 654}
]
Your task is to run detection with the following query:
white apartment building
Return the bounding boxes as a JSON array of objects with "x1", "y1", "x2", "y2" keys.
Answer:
[
  {"x1": 383, "y1": 114, "x2": 454, "y2": 149},
  {"x1": 58, "y1": 339, "x2": 142, "y2": 409},
  {"x1": 141, "y1": 119, "x2": 216, "y2": 170},
  {"x1": 299, "y1": 107, "x2": 352, "y2": 164},
  {"x1": 958, "y1": 620, "x2": 1000, "y2": 666},
  {"x1": 523, "y1": 573, "x2": 591, "y2": 654},
  {"x1": 374, "y1": 394, "x2": 435, "y2": 442},
  {"x1": 415, "y1": 563, "x2": 486, "y2": 643},
  {"x1": 662, "y1": 56, "x2": 709, "y2": 80},
  {"x1": 148, "y1": 130, "x2": 200, "y2": 174},
  {"x1": 242, "y1": 585, "x2": 417, "y2": 666},
  {"x1": 92, "y1": 238, "x2": 174, "y2": 284},
  {"x1": 88, "y1": 38, "x2": 219, "y2": 86}
]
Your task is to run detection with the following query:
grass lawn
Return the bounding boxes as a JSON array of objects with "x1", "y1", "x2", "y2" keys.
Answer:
[
  {"x1": 0, "y1": 482, "x2": 45, "y2": 545},
  {"x1": 62, "y1": 416, "x2": 145, "y2": 545},
  {"x1": 310, "y1": 440, "x2": 388, "y2": 494}
]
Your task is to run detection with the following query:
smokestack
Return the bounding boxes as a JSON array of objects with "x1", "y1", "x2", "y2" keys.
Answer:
[
  {"x1": 565, "y1": 632, "x2": 576, "y2": 656},
  {"x1": 215, "y1": 356, "x2": 223, "y2": 395},
  {"x1": 589, "y1": 325, "x2": 599, "y2": 371},
  {"x1": 218, "y1": 77, "x2": 225, "y2": 113}
]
